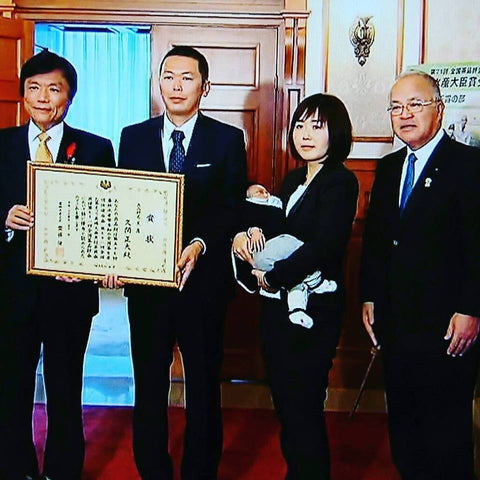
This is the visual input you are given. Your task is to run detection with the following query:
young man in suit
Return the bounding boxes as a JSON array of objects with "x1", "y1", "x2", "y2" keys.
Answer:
[
  {"x1": 0, "y1": 50, "x2": 115, "y2": 480},
  {"x1": 119, "y1": 46, "x2": 246, "y2": 479},
  {"x1": 361, "y1": 71, "x2": 480, "y2": 479}
]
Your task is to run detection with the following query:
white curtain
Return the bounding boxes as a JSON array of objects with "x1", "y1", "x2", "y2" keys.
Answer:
[{"x1": 35, "y1": 24, "x2": 151, "y2": 160}]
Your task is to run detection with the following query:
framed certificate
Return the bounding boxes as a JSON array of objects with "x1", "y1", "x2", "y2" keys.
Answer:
[{"x1": 26, "y1": 162, "x2": 184, "y2": 287}]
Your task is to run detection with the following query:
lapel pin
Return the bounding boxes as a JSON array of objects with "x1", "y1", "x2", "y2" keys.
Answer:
[
  {"x1": 425, "y1": 178, "x2": 432, "y2": 188},
  {"x1": 66, "y1": 142, "x2": 77, "y2": 164}
]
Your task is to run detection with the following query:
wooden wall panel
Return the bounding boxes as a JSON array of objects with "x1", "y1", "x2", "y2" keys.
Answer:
[
  {"x1": 0, "y1": 16, "x2": 33, "y2": 127},
  {"x1": 330, "y1": 158, "x2": 384, "y2": 391},
  {"x1": 202, "y1": 46, "x2": 258, "y2": 87},
  {"x1": 151, "y1": 24, "x2": 278, "y2": 191},
  {"x1": 0, "y1": 103, "x2": 18, "y2": 128},
  {"x1": 277, "y1": 13, "x2": 308, "y2": 189},
  {"x1": 204, "y1": 109, "x2": 256, "y2": 182},
  {"x1": 14, "y1": 0, "x2": 284, "y2": 13}
]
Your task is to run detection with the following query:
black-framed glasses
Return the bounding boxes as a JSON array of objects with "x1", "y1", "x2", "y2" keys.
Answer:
[{"x1": 387, "y1": 100, "x2": 437, "y2": 116}]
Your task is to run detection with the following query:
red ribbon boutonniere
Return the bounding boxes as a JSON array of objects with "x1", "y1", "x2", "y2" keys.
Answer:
[{"x1": 66, "y1": 142, "x2": 77, "y2": 164}]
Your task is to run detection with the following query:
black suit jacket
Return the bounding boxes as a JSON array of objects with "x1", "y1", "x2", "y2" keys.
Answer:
[
  {"x1": 360, "y1": 134, "x2": 480, "y2": 350},
  {"x1": 118, "y1": 112, "x2": 247, "y2": 299},
  {"x1": 265, "y1": 162, "x2": 358, "y2": 312},
  {"x1": 0, "y1": 122, "x2": 115, "y2": 322},
  {"x1": 240, "y1": 200, "x2": 285, "y2": 240}
]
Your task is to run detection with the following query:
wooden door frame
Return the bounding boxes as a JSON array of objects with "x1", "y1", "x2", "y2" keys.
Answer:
[{"x1": 5, "y1": 2, "x2": 309, "y2": 193}]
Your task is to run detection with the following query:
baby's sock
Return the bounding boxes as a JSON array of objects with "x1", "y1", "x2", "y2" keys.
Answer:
[{"x1": 289, "y1": 309, "x2": 313, "y2": 329}]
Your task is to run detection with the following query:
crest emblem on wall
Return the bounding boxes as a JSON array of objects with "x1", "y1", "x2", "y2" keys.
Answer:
[{"x1": 350, "y1": 16, "x2": 375, "y2": 66}]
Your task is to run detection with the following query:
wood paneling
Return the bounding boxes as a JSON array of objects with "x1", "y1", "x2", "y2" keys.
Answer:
[
  {"x1": 277, "y1": 13, "x2": 308, "y2": 189},
  {"x1": 331, "y1": 158, "x2": 384, "y2": 391},
  {"x1": 0, "y1": 0, "x2": 14, "y2": 17},
  {"x1": 0, "y1": 16, "x2": 33, "y2": 127},
  {"x1": 151, "y1": 24, "x2": 278, "y2": 192},
  {"x1": 15, "y1": 0, "x2": 284, "y2": 12}
]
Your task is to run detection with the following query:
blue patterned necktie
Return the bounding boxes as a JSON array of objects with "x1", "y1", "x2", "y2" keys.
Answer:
[
  {"x1": 400, "y1": 152, "x2": 417, "y2": 213},
  {"x1": 169, "y1": 130, "x2": 186, "y2": 173}
]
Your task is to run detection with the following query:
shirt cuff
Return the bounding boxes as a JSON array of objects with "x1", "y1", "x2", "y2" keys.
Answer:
[
  {"x1": 247, "y1": 226, "x2": 263, "y2": 239},
  {"x1": 264, "y1": 271, "x2": 278, "y2": 290},
  {"x1": 262, "y1": 271, "x2": 272, "y2": 289},
  {"x1": 190, "y1": 237, "x2": 206, "y2": 255},
  {"x1": 4, "y1": 228, "x2": 14, "y2": 243}
]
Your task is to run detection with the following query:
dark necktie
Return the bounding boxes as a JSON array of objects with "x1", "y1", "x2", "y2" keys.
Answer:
[
  {"x1": 400, "y1": 152, "x2": 417, "y2": 213},
  {"x1": 169, "y1": 130, "x2": 186, "y2": 173}
]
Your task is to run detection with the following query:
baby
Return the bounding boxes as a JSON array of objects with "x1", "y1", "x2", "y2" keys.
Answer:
[{"x1": 233, "y1": 184, "x2": 337, "y2": 329}]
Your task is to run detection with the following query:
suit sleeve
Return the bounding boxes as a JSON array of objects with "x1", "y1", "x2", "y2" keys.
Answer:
[
  {"x1": 456, "y1": 153, "x2": 480, "y2": 316},
  {"x1": 359, "y1": 159, "x2": 388, "y2": 304},
  {"x1": 118, "y1": 127, "x2": 133, "y2": 170},
  {"x1": 0, "y1": 130, "x2": 10, "y2": 236},
  {"x1": 265, "y1": 170, "x2": 358, "y2": 290},
  {"x1": 95, "y1": 138, "x2": 115, "y2": 168},
  {"x1": 189, "y1": 127, "x2": 247, "y2": 251}
]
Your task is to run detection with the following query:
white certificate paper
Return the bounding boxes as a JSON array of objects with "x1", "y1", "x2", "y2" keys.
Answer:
[{"x1": 27, "y1": 162, "x2": 184, "y2": 287}]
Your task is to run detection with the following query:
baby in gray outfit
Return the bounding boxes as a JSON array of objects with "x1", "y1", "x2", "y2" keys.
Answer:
[{"x1": 233, "y1": 184, "x2": 337, "y2": 329}]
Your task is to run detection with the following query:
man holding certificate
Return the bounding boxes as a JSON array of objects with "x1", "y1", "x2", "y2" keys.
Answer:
[
  {"x1": 0, "y1": 50, "x2": 115, "y2": 480},
  {"x1": 119, "y1": 46, "x2": 247, "y2": 479}
]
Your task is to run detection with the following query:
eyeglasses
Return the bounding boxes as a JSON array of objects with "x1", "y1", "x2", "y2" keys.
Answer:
[{"x1": 386, "y1": 100, "x2": 437, "y2": 116}]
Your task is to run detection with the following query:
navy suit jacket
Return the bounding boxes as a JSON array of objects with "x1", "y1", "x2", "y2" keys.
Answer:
[
  {"x1": 265, "y1": 162, "x2": 359, "y2": 313},
  {"x1": 118, "y1": 112, "x2": 247, "y2": 299},
  {"x1": 0, "y1": 122, "x2": 115, "y2": 321},
  {"x1": 360, "y1": 133, "x2": 480, "y2": 351}
]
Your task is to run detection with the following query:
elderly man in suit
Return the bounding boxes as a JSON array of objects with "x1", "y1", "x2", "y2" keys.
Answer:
[
  {"x1": 360, "y1": 70, "x2": 480, "y2": 479},
  {"x1": 118, "y1": 45, "x2": 246, "y2": 480},
  {"x1": 0, "y1": 50, "x2": 115, "y2": 480}
]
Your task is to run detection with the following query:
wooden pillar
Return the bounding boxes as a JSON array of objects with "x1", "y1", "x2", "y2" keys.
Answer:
[{"x1": 276, "y1": 6, "x2": 308, "y2": 190}]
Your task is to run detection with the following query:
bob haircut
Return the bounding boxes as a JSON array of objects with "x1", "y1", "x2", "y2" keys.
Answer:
[
  {"x1": 288, "y1": 93, "x2": 352, "y2": 166},
  {"x1": 20, "y1": 49, "x2": 78, "y2": 100},
  {"x1": 159, "y1": 45, "x2": 209, "y2": 85}
]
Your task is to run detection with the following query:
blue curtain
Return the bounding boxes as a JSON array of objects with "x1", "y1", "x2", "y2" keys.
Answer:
[{"x1": 35, "y1": 24, "x2": 151, "y2": 160}]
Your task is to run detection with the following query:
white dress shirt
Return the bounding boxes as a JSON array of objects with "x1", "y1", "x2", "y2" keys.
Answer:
[
  {"x1": 28, "y1": 120, "x2": 65, "y2": 162},
  {"x1": 398, "y1": 128, "x2": 445, "y2": 205}
]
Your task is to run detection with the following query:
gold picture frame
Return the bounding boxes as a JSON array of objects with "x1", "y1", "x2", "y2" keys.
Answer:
[{"x1": 27, "y1": 162, "x2": 184, "y2": 287}]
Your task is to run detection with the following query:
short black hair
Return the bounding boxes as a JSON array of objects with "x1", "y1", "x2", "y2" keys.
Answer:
[
  {"x1": 20, "y1": 49, "x2": 77, "y2": 100},
  {"x1": 159, "y1": 45, "x2": 209, "y2": 85},
  {"x1": 288, "y1": 93, "x2": 352, "y2": 166}
]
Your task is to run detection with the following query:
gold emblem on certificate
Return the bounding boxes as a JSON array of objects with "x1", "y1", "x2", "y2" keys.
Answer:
[{"x1": 26, "y1": 162, "x2": 184, "y2": 287}]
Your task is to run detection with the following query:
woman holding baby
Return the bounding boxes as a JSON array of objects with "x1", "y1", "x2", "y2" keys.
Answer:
[{"x1": 233, "y1": 93, "x2": 358, "y2": 479}]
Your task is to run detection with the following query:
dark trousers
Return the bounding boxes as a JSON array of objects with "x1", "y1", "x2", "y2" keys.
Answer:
[
  {"x1": 0, "y1": 281, "x2": 94, "y2": 480},
  {"x1": 127, "y1": 286, "x2": 227, "y2": 480},
  {"x1": 260, "y1": 297, "x2": 342, "y2": 480},
  {"x1": 383, "y1": 343, "x2": 479, "y2": 480}
]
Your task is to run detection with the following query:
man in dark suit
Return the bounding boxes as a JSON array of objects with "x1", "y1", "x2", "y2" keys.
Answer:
[
  {"x1": 0, "y1": 50, "x2": 115, "y2": 480},
  {"x1": 360, "y1": 71, "x2": 480, "y2": 479},
  {"x1": 118, "y1": 46, "x2": 246, "y2": 480}
]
